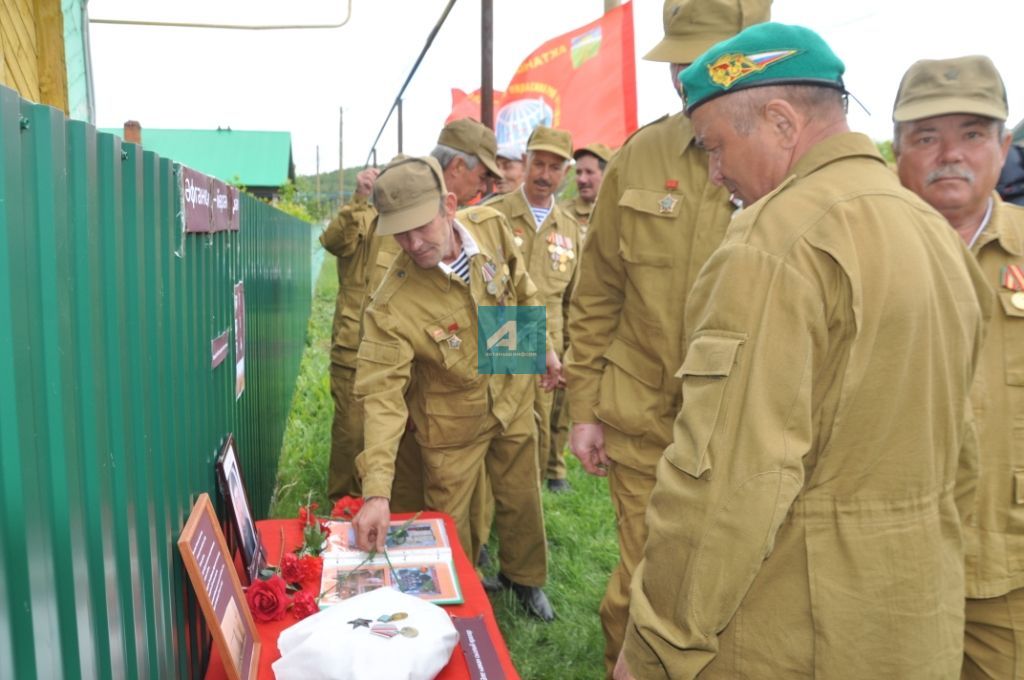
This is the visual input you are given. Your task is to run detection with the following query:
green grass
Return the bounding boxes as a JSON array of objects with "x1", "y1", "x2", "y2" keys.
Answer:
[{"x1": 271, "y1": 254, "x2": 617, "y2": 679}]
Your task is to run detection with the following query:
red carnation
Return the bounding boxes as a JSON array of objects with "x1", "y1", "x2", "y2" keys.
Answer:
[
  {"x1": 299, "y1": 555, "x2": 322, "y2": 582},
  {"x1": 331, "y1": 495, "x2": 365, "y2": 519},
  {"x1": 290, "y1": 591, "x2": 319, "y2": 620},
  {"x1": 246, "y1": 575, "x2": 289, "y2": 623},
  {"x1": 298, "y1": 501, "x2": 320, "y2": 527},
  {"x1": 280, "y1": 553, "x2": 303, "y2": 583}
]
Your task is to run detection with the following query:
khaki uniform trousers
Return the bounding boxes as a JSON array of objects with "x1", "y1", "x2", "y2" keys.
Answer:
[
  {"x1": 534, "y1": 384, "x2": 559, "y2": 482},
  {"x1": 420, "y1": 402, "x2": 548, "y2": 587},
  {"x1": 327, "y1": 364, "x2": 425, "y2": 511},
  {"x1": 327, "y1": 363, "x2": 362, "y2": 500},
  {"x1": 601, "y1": 429, "x2": 660, "y2": 677},
  {"x1": 548, "y1": 386, "x2": 569, "y2": 480},
  {"x1": 963, "y1": 587, "x2": 1024, "y2": 679}
]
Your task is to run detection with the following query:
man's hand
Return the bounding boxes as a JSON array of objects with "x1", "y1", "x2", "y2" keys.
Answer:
[
  {"x1": 352, "y1": 496, "x2": 390, "y2": 552},
  {"x1": 354, "y1": 168, "x2": 381, "y2": 198},
  {"x1": 612, "y1": 649, "x2": 635, "y2": 680},
  {"x1": 539, "y1": 349, "x2": 562, "y2": 392},
  {"x1": 570, "y1": 422, "x2": 609, "y2": 476}
]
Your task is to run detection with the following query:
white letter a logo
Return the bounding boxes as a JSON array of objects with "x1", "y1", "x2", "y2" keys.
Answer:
[{"x1": 486, "y1": 320, "x2": 517, "y2": 351}]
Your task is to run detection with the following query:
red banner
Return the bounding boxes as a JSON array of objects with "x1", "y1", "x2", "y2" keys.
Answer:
[{"x1": 448, "y1": 1, "x2": 637, "y2": 150}]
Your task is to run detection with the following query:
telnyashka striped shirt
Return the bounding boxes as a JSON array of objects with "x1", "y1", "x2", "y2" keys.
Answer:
[{"x1": 438, "y1": 219, "x2": 480, "y2": 284}]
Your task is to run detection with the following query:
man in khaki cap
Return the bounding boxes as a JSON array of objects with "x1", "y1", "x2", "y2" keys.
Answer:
[
  {"x1": 350, "y1": 155, "x2": 560, "y2": 621},
  {"x1": 565, "y1": 0, "x2": 769, "y2": 672},
  {"x1": 487, "y1": 125, "x2": 581, "y2": 492},
  {"x1": 892, "y1": 55, "x2": 1024, "y2": 680},
  {"x1": 561, "y1": 143, "x2": 614, "y2": 239},
  {"x1": 321, "y1": 118, "x2": 501, "y2": 509},
  {"x1": 616, "y1": 23, "x2": 990, "y2": 679}
]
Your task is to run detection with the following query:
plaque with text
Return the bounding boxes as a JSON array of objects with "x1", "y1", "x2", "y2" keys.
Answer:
[{"x1": 178, "y1": 493, "x2": 260, "y2": 680}]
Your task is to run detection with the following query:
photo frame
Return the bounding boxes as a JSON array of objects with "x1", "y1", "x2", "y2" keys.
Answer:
[
  {"x1": 178, "y1": 493, "x2": 260, "y2": 680},
  {"x1": 216, "y1": 434, "x2": 265, "y2": 583}
]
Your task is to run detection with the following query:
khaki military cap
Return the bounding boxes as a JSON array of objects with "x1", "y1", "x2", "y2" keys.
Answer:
[
  {"x1": 437, "y1": 118, "x2": 503, "y2": 178},
  {"x1": 573, "y1": 143, "x2": 614, "y2": 163},
  {"x1": 644, "y1": 0, "x2": 772, "y2": 64},
  {"x1": 892, "y1": 55, "x2": 1008, "y2": 123},
  {"x1": 373, "y1": 156, "x2": 446, "y2": 236},
  {"x1": 527, "y1": 126, "x2": 573, "y2": 161}
]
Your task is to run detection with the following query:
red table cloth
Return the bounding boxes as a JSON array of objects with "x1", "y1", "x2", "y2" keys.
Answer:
[{"x1": 204, "y1": 511, "x2": 518, "y2": 679}]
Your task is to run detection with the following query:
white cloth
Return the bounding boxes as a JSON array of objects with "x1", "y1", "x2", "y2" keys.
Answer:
[{"x1": 272, "y1": 588, "x2": 458, "y2": 680}]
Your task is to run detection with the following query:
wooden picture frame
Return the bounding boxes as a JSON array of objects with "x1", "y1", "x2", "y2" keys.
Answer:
[
  {"x1": 178, "y1": 493, "x2": 260, "y2": 680},
  {"x1": 216, "y1": 434, "x2": 265, "y2": 583}
]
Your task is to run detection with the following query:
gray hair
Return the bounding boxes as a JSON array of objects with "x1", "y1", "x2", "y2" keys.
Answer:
[
  {"x1": 431, "y1": 144, "x2": 479, "y2": 171},
  {"x1": 892, "y1": 119, "x2": 1007, "y2": 155},
  {"x1": 724, "y1": 85, "x2": 847, "y2": 136}
]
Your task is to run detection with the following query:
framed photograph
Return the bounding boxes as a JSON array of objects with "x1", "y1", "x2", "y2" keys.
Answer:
[
  {"x1": 216, "y1": 434, "x2": 265, "y2": 583},
  {"x1": 178, "y1": 493, "x2": 260, "y2": 680}
]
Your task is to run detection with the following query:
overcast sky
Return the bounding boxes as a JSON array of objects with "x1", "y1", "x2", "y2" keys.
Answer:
[{"x1": 88, "y1": 0, "x2": 1023, "y2": 176}]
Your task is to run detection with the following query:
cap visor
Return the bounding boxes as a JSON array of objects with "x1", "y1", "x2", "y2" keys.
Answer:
[
  {"x1": 893, "y1": 97, "x2": 1008, "y2": 123},
  {"x1": 643, "y1": 35, "x2": 723, "y2": 64},
  {"x1": 527, "y1": 143, "x2": 572, "y2": 161},
  {"x1": 375, "y1": 200, "x2": 440, "y2": 236},
  {"x1": 479, "y1": 153, "x2": 503, "y2": 179}
]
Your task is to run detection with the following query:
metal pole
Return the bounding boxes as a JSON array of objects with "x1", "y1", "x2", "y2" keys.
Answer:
[
  {"x1": 481, "y1": 0, "x2": 493, "y2": 129},
  {"x1": 604, "y1": 0, "x2": 621, "y2": 11},
  {"x1": 316, "y1": 145, "x2": 322, "y2": 218},
  {"x1": 344, "y1": 106, "x2": 348, "y2": 205},
  {"x1": 397, "y1": 99, "x2": 404, "y2": 154}
]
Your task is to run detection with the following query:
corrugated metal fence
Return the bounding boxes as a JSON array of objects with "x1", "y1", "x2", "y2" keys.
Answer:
[{"x1": 0, "y1": 86, "x2": 311, "y2": 677}]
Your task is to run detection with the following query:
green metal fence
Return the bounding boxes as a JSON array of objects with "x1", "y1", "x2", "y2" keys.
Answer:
[{"x1": 0, "y1": 85, "x2": 311, "y2": 678}]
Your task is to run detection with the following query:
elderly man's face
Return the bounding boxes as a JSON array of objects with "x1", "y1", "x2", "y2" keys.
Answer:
[
  {"x1": 443, "y1": 157, "x2": 489, "y2": 205},
  {"x1": 896, "y1": 114, "x2": 1010, "y2": 222},
  {"x1": 692, "y1": 96, "x2": 788, "y2": 206},
  {"x1": 393, "y1": 193, "x2": 458, "y2": 269},
  {"x1": 496, "y1": 157, "x2": 525, "y2": 194},
  {"x1": 524, "y1": 150, "x2": 568, "y2": 205},
  {"x1": 575, "y1": 155, "x2": 605, "y2": 203}
]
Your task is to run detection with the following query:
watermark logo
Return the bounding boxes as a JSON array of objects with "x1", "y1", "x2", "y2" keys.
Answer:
[{"x1": 478, "y1": 306, "x2": 545, "y2": 375}]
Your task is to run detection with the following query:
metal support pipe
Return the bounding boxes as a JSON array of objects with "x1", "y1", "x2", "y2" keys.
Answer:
[
  {"x1": 339, "y1": 107, "x2": 344, "y2": 202},
  {"x1": 398, "y1": 99, "x2": 404, "y2": 154},
  {"x1": 90, "y1": 0, "x2": 353, "y2": 30},
  {"x1": 481, "y1": 0, "x2": 494, "y2": 129}
]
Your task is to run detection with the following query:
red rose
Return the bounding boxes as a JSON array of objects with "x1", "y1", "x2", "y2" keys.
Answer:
[
  {"x1": 246, "y1": 575, "x2": 288, "y2": 623},
  {"x1": 280, "y1": 553, "x2": 303, "y2": 583},
  {"x1": 290, "y1": 591, "x2": 319, "y2": 620},
  {"x1": 331, "y1": 495, "x2": 365, "y2": 519},
  {"x1": 298, "y1": 555, "x2": 322, "y2": 582}
]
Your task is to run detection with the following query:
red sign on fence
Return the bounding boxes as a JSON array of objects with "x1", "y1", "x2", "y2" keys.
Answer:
[{"x1": 181, "y1": 165, "x2": 240, "y2": 234}]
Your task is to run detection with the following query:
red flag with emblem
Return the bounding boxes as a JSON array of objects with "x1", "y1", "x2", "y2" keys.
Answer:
[{"x1": 448, "y1": 1, "x2": 637, "y2": 150}]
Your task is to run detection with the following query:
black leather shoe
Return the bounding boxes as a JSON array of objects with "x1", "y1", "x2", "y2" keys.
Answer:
[
  {"x1": 546, "y1": 478, "x2": 571, "y2": 493},
  {"x1": 498, "y1": 572, "x2": 555, "y2": 622},
  {"x1": 481, "y1": 575, "x2": 502, "y2": 593}
]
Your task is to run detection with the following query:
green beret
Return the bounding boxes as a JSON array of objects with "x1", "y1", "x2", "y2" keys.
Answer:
[{"x1": 679, "y1": 22, "x2": 846, "y2": 114}]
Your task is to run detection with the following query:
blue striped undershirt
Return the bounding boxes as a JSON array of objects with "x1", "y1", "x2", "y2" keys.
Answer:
[{"x1": 448, "y1": 249, "x2": 471, "y2": 283}]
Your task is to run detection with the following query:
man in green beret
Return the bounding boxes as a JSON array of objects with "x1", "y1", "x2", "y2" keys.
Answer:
[
  {"x1": 487, "y1": 125, "x2": 581, "y2": 492},
  {"x1": 321, "y1": 118, "x2": 502, "y2": 510},
  {"x1": 618, "y1": 23, "x2": 991, "y2": 679},
  {"x1": 565, "y1": 0, "x2": 769, "y2": 673},
  {"x1": 892, "y1": 55, "x2": 1024, "y2": 680},
  {"x1": 350, "y1": 155, "x2": 559, "y2": 621}
]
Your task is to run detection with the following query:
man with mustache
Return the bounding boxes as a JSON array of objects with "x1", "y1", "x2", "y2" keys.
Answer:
[
  {"x1": 487, "y1": 126, "x2": 580, "y2": 493},
  {"x1": 893, "y1": 55, "x2": 1024, "y2": 679},
  {"x1": 561, "y1": 143, "x2": 613, "y2": 242}
]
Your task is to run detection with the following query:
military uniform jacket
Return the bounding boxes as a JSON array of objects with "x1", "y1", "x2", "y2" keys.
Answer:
[
  {"x1": 320, "y1": 196, "x2": 402, "y2": 367},
  {"x1": 964, "y1": 195, "x2": 1024, "y2": 599},
  {"x1": 354, "y1": 207, "x2": 544, "y2": 499},
  {"x1": 559, "y1": 196, "x2": 594, "y2": 242},
  {"x1": 486, "y1": 188, "x2": 580, "y2": 353},
  {"x1": 625, "y1": 133, "x2": 991, "y2": 679},
  {"x1": 565, "y1": 112, "x2": 734, "y2": 462}
]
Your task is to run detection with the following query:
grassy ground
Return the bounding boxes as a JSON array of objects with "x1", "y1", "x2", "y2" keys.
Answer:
[{"x1": 270, "y1": 254, "x2": 617, "y2": 679}]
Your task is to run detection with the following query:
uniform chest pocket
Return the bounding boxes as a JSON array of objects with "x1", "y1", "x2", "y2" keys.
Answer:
[
  {"x1": 663, "y1": 333, "x2": 744, "y2": 479},
  {"x1": 425, "y1": 308, "x2": 476, "y2": 379},
  {"x1": 999, "y1": 291, "x2": 1024, "y2": 386}
]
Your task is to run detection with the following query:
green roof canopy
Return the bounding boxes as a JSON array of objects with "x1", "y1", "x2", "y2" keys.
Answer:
[{"x1": 100, "y1": 127, "x2": 294, "y2": 188}]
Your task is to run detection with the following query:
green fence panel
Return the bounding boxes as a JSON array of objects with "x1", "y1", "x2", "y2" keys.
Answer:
[{"x1": 0, "y1": 85, "x2": 311, "y2": 678}]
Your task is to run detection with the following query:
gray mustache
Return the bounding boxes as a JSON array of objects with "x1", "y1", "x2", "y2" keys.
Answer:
[{"x1": 926, "y1": 165, "x2": 975, "y2": 184}]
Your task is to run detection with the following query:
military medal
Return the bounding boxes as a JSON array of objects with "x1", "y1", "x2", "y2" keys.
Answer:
[
  {"x1": 658, "y1": 194, "x2": 678, "y2": 213},
  {"x1": 1013, "y1": 291, "x2": 1024, "y2": 311},
  {"x1": 448, "y1": 335, "x2": 462, "y2": 349},
  {"x1": 1002, "y1": 264, "x2": 1024, "y2": 291},
  {"x1": 513, "y1": 229, "x2": 524, "y2": 248},
  {"x1": 665, "y1": 179, "x2": 679, "y2": 190},
  {"x1": 400, "y1": 626, "x2": 419, "y2": 638},
  {"x1": 390, "y1": 612, "x2": 408, "y2": 621},
  {"x1": 348, "y1": 618, "x2": 371, "y2": 629},
  {"x1": 370, "y1": 622, "x2": 399, "y2": 638}
]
